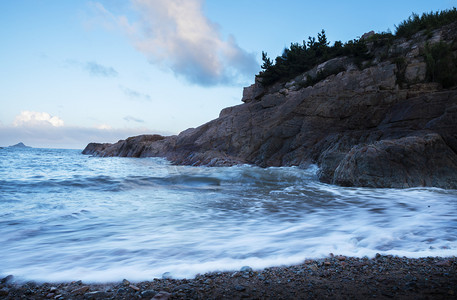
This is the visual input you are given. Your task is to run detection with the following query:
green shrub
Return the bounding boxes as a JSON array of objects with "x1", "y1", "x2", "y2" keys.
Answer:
[
  {"x1": 393, "y1": 56, "x2": 407, "y2": 85},
  {"x1": 395, "y1": 8, "x2": 457, "y2": 38},
  {"x1": 424, "y1": 42, "x2": 457, "y2": 88},
  {"x1": 257, "y1": 30, "x2": 371, "y2": 86},
  {"x1": 257, "y1": 8, "x2": 457, "y2": 87}
]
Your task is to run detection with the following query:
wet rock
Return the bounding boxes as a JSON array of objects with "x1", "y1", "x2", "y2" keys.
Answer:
[
  {"x1": 235, "y1": 285, "x2": 246, "y2": 291},
  {"x1": 141, "y1": 289, "x2": 158, "y2": 298},
  {"x1": 152, "y1": 290, "x2": 171, "y2": 300},
  {"x1": 173, "y1": 284, "x2": 192, "y2": 291},
  {"x1": 116, "y1": 287, "x2": 129, "y2": 295},
  {"x1": 1, "y1": 275, "x2": 14, "y2": 284},
  {"x1": 240, "y1": 266, "x2": 253, "y2": 273},
  {"x1": 436, "y1": 260, "x2": 452, "y2": 267},
  {"x1": 129, "y1": 284, "x2": 140, "y2": 291},
  {"x1": 122, "y1": 278, "x2": 130, "y2": 286},
  {"x1": 0, "y1": 287, "x2": 9, "y2": 296},
  {"x1": 162, "y1": 272, "x2": 172, "y2": 279},
  {"x1": 71, "y1": 285, "x2": 90, "y2": 295},
  {"x1": 310, "y1": 264, "x2": 319, "y2": 271},
  {"x1": 84, "y1": 291, "x2": 110, "y2": 299}
]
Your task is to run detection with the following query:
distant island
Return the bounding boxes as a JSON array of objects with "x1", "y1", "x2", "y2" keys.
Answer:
[{"x1": 9, "y1": 142, "x2": 32, "y2": 148}]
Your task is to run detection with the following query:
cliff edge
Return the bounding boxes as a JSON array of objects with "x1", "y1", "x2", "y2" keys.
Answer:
[{"x1": 83, "y1": 20, "x2": 457, "y2": 189}]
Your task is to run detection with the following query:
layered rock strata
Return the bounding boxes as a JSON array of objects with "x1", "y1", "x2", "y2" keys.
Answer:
[{"x1": 83, "y1": 23, "x2": 457, "y2": 188}]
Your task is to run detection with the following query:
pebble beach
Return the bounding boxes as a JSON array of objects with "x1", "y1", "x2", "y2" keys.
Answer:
[{"x1": 1, "y1": 255, "x2": 456, "y2": 299}]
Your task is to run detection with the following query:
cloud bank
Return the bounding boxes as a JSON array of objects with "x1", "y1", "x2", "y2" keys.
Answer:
[
  {"x1": 2, "y1": 111, "x2": 164, "y2": 149},
  {"x1": 94, "y1": 0, "x2": 259, "y2": 86}
]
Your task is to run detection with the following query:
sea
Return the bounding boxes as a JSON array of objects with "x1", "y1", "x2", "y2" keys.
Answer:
[{"x1": 1, "y1": 147, "x2": 457, "y2": 283}]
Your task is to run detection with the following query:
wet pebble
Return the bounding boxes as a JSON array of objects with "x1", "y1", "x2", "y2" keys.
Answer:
[
  {"x1": 84, "y1": 291, "x2": 110, "y2": 299},
  {"x1": 0, "y1": 287, "x2": 9, "y2": 296},
  {"x1": 336, "y1": 255, "x2": 346, "y2": 261},
  {"x1": 116, "y1": 287, "x2": 129, "y2": 295},
  {"x1": 122, "y1": 279, "x2": 130, "y2": 286},
  {"x1": 141, "y1": 289, "x2": 158, "y2": 298},
  {"x1": 71, "y1": 285, "x2": 89, "y2": 295},
  {"x1": 1, "y1": 275, "x2": 14, "y2": 284},
  {"x1": 152, "y1": 290, "x2": 171, "y2": 300},
  {"x1": 240, "y1": 266, "x2": 252, "y2": 273},
  {"x1": 173, "y1": 284, "x2": 192, "y2": 291},
  {"x1": 436, "y1": 260, "x2": 452, "y2": 267},
  {"x1": 235, "y1": 285, "x2": 246, "y2": 291}
]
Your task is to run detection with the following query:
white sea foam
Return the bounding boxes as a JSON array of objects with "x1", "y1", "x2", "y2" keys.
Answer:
[{"x1": 0, "y1": 148, "x2": 456, "y2": 282}]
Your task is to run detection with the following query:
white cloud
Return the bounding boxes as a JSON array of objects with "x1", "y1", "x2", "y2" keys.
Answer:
[
  {"x1": 3, "y1": 112, "x2": 168, "y2": 149},
  {"x1": 96, "y1": 124, "x2": 113, "y2": 130},
  {"x1": 92, "y1": 0, "x2": 258, "y2": 86},
  {"x1": 119, "y1": 85, "x2": 152, "y2": 101},
  {"x1": 13, "y1": 111, "x2": 65, "y2": 127},
  {"x1": 85, "y1": 61, "x2": 118, "y2": 77}
]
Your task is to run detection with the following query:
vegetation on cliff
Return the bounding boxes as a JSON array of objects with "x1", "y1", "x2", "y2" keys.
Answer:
[
  {"x1": 258, "y1": 8, "x2": 457, "y2": 88},
  {"x1": 395, "y1": 7, "x2": 457, "y2": 38},
  {"x1": 258, "y1": 30, "x2": 370, "y2": 86}
]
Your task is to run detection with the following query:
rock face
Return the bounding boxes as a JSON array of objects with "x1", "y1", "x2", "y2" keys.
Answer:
[{"x1": 83, "y1": 22, "x2": 457, "y2": 189}]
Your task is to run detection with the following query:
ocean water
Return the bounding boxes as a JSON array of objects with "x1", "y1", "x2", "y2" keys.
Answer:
[{"x1": 1, "y1": 147, "x2": 456, "y2": 283}]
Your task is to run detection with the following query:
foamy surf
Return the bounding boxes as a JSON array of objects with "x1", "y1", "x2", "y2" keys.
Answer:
[{"x1": 1, "y1": 148, "x2": 456, "y2": 283}]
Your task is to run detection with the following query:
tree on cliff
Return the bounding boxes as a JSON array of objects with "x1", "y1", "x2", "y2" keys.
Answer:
[
  {"x1": 257, "y1": 29, "x2": 366, "y2": 86},
  {"x1": 257, "y1": 8, "x2": 457, "y2": 87}
]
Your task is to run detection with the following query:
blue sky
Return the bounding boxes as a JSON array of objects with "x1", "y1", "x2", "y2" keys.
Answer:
[{"x1": 0, "y1": 0, "x2": 454, "y2": 149}]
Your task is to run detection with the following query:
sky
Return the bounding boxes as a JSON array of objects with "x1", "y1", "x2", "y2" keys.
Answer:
[{"x1": 0, "y1": 0, "x2": 455, "y2": 149}]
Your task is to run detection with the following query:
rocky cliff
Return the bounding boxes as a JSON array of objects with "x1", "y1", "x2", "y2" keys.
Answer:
[{"x1": 83, "y1": 21, "x2": 457, "y2": 189}]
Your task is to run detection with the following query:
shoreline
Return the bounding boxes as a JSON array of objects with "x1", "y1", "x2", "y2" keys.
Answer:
[{"x1": 1, "y1": 255, "x2": 456, "y2": 299}]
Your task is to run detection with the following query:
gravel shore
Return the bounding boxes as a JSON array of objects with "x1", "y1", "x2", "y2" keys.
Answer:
[{"x1": 1, "y1": 255, "x2": 456, "y2": 299}]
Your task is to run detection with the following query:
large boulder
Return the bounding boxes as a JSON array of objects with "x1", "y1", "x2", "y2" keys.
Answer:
[{"x1": 332, "y1": 133, "x2": 457, "y2": 189}]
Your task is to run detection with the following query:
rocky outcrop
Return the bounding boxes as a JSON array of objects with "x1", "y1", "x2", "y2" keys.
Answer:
[
  {"x1": 83, "y1": 22, "x2": 457, "y2": 189},
  {"x1": 82, "y1": 135, "x2": 166, "y2": 157}
]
